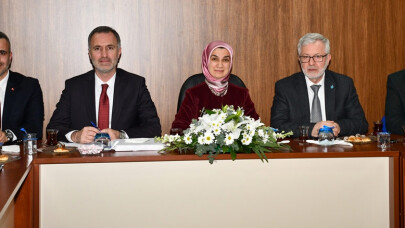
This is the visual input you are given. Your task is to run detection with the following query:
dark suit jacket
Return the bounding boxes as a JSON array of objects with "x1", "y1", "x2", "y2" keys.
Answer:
[
  {"x1": 270, "y1": 70, "x2": 368, "y2": 137},
  {"x1": 385, "y1": 69, "x2": 405, "y2": 135},
  {"x1": 3, "y1": 71, "x2": 44, "y2": 141},
  {"x1": 172, "y1": 82, "x2": 259, "y2": 130},
  {"x1": 47, "y1": 68, "x2": 161, "y2": 141}
]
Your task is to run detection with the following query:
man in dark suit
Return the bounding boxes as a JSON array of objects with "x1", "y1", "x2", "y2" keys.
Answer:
[
  {"x1": 271, "y1": 33, "x2": 368, "y2": 138},
  {"x1": 47, "y1": 26, "x2": 161, "y2": 143},
  {"x1": 0, "y1": 31, "x2": 44, "y2": 143},
  {"x1": 385, "y1": 69, "x2": 405, "y2": 135}
]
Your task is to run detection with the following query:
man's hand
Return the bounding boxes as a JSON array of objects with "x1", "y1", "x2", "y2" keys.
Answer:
[
  {"x1": 331, "y1": 122, "x2": 341, "y2": 136},
  {"x1": 72, "y1": 127, "x2": 99, "y2": 143},
  {"x1": 101, "y1": 128, "x2": 120, "y2": 140},
  {"x1": 0, "y1": 131, "x2": 8, "y2": 143},
  {"x1": 311, "y1": 121, "x2": 341, "y2": 137}
]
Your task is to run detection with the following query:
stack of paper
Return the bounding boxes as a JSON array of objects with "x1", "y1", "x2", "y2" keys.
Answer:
[
  {"x1": 306, "y1": 139, "x2": 353, "y2": 147},
  {"x1": 1, "y1": 145, "x2": 21, "y2": 154},
  {"x1": 111, "y1": 138, "x2": 165, "y2": 151}
]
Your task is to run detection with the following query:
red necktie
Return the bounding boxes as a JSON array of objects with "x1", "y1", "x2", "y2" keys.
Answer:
[{"x1": 98, "y1": 84, "x2": 109, "y2": 130}]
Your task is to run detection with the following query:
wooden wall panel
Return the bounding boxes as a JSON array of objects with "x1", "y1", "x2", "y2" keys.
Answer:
[{"x1": 0, "y1": 0, "x2": 404, "y2": 137}]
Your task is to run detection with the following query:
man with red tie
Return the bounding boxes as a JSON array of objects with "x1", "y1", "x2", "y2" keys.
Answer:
[
  {"x1": 0, "y1": 31, "x2": 44, "y2": 143},
  {"x1": 47, "y1": 26, "x2": 161, "y2": 143}
]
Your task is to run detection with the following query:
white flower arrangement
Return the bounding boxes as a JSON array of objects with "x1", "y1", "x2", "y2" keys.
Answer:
[{"x1": 156, "y1": 105, "x2": 293, "y2": 164}]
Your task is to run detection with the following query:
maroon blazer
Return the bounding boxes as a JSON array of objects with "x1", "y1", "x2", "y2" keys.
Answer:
[{"x1": 172, "y1": 82, "x2": 259, "y2": 130}]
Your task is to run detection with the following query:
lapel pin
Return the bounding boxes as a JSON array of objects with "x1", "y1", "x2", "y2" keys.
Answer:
[
  {"x1": 11, "y1": 88, "x2": 14, "y2": 91},
  {"x1": 330, "y1": 85, "x2": 334, "y2": 89}
]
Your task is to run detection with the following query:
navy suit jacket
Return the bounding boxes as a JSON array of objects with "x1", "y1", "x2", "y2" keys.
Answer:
[
  {"x1": 3, "y1": 71, "x2": 44, "y2": 141},
  {"x1": 271, "y1": 70, "x2": 368, "y2": 137},
  {"x1": 385, "y1": 69, "x2": 405, "y2": 135},
  {"x1": 47, "y1": 68, "x2": 161, "y2": 141}
]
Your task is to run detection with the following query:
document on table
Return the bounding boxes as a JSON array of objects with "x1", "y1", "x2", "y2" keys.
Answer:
[
  {"x1": 111, "y1": 138, "x2": 165, "y2": 151},
  {"x1": 306, "y1": 139, "x2": 353, "y2": 147},
  {"x1": 59, "y1": 138, "x2": 165, "y2": 151}
]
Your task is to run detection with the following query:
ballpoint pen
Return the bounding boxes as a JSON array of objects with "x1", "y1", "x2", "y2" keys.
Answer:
[
  {"x1": 90, "y1": 122, "x2": 100, "y2": 131},
  {"x1": 20, "y1": 128, "x2": 28, "y2": 135}
]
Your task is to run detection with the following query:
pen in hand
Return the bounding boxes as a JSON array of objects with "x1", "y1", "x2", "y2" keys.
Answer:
[{"x1": 90, "y1": 122, "x2": 100, "y2": 132}]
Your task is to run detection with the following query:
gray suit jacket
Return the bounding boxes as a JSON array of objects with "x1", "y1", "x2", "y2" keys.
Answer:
[{"x1": 271, "y1": 70, "x2": 368, "y2": 137}]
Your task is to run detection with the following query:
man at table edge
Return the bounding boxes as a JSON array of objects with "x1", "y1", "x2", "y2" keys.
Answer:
[
  {"x1": 385, "y1": 69, "x2": 405, "y2": 135},
  {"x1": 47, "y1": 26, "x2": 161, "y2": 143},
  {"x1": 0, "y1": 31, "x2": 44, "y2": 143}
]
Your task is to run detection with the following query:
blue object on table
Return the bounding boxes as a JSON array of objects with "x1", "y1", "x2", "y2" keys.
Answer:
[
  {"x1": 94, "y1": 132, "x2": 111, "y2": 148},
  {"x1": 20, "y1": 128, "x2": 28, "y2": 135},
  {"x1": 381, "y1": 116, "x2": 387, "y2": 132},
  {"x1": 318, "y1": 125, "x2": 334, "y2": 142},
  {"x1": 90, "y1": 121, "x2": 99, "y2": 130}
]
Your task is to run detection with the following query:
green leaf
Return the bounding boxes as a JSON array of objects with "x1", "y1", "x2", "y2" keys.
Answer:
[
  {"x1": 230, "y1": 149, "x2": 237, "y2": 161},
  {"x1": 205, "y1": 109, "x2": 215, "y2": 115},
  {"x1": 224, "y1": 114, "x2": 238, "y2": 123},
  {"x1": 252, "y1": 147, "x2": 268, "y2": 163}
]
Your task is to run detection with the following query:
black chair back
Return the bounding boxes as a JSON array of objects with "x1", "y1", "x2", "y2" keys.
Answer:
[{"x1": 176, "y1": 73, "x2": 246, "y2": 112}]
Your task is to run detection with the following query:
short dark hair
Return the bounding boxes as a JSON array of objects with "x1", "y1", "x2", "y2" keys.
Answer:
[
  {"x1": 0, "y1": 31, "x2": 11, "y2": 52},
  {"x1": 88, "y1": 26, "x2": 121, "y2": 50}
]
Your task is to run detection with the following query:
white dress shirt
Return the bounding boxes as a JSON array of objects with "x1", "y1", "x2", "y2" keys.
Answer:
[
  {"x1": 66, "y1": 73, "x2": 117, "y2": 142},
  {"x1": 305, "y1": 73, "x2": 326, "y2": 121}
]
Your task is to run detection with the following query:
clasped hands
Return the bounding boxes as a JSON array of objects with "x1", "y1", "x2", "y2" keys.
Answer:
[
  {"x1": 72, "y1": 126, "x2": 120, "y2": 144},
  {"x1": 311, "y1": 121, "x2": 340, "y2": 137}
]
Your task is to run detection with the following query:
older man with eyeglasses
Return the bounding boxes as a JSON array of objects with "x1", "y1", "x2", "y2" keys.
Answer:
[{"x1": 270, "y1": 33, "x2": 368, "y2": 138}]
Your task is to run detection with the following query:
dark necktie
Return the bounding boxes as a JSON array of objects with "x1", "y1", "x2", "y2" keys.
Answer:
[
  {"x1": 310, "y1": 85, "x2": 322, "y2": 123},
  {"x1": 98, "y1": 84, "x2": 109, "y2": 130}
]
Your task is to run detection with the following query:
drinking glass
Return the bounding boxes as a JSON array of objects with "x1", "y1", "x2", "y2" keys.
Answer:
[
  {"x1": 377, "y1": 132, "x2": 390, "y2": 150},
  {"x1": 170, "y1": 128, "x2": 184, "y2": 136},
  {"x1": 298, "y1": 126, "x2": 309, "y2": 143},
  {"x1": 373, "y1": 121, "x2": 383, "y2": 136},
  {"x1": 46, "y1": 129, "x2": 59, "y2": 146},
  {"x1": 24, "y1": 133, "x2": 38, "y2": 154}
]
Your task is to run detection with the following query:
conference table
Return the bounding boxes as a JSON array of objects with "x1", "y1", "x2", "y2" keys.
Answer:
[{"x1": 0, "y1": 137, "x2": 404, "y2": 228}]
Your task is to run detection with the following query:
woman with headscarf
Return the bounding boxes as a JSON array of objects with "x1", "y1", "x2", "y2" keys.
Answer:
[{"x1": 171, "y1": 41, "x2": 259, "y2": 131}]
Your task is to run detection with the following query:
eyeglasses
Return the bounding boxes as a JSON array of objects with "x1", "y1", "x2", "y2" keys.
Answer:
[{"x1": 299, "y1": 54, "x2": 328, "y2": 63}]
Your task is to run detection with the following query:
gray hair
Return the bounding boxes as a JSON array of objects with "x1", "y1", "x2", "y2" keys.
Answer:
[
  {"x1": 88, "y1": 26, "x2": 121, "y2": 50},
  {"x1": 297, "y1": 33, "x2": 330, "y2": 55}
]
